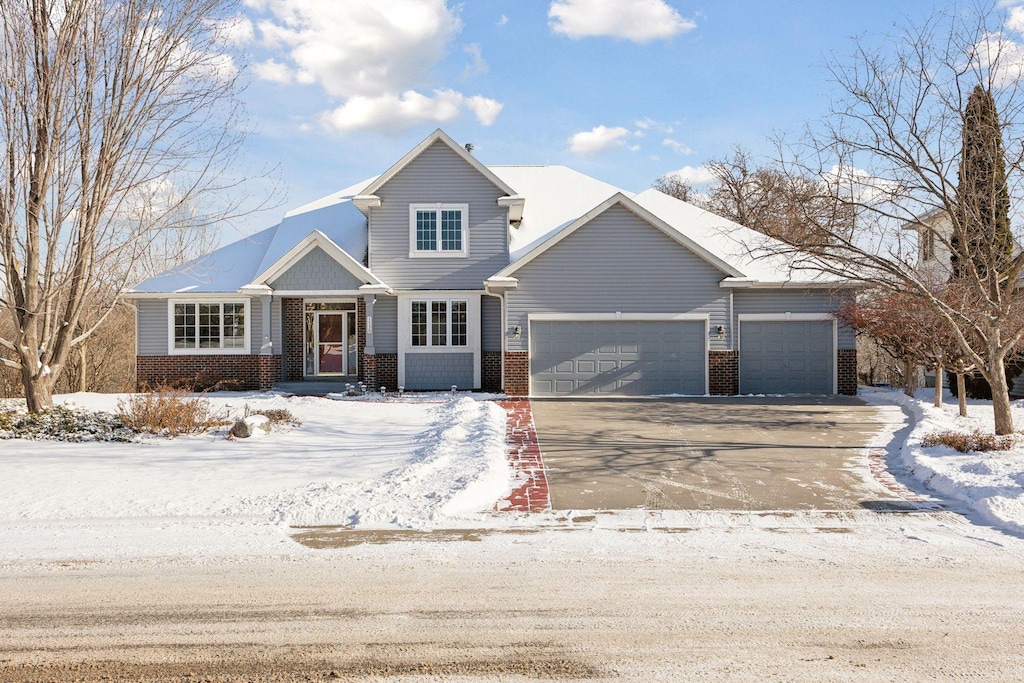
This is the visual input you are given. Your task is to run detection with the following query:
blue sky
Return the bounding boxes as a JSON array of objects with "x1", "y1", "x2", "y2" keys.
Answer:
[{"x1": 224, "y1": 0, "x2": 947, "y2": 238}]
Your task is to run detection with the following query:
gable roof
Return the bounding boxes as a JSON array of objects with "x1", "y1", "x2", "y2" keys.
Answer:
[
  {"x1": 494, "y1": 192, "x2": 746, "y2": 279},
  {"x1": 360, "y1": 128, "x2": 517, "y2": 198},
  {"x1": 250, "y1": 229, "x2": 383, "y2": 288}
]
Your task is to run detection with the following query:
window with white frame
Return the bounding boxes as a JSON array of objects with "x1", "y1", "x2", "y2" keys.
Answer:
[
  {"x1": 409, "y1": 204, "x2": 468, "y2": 257},
  {"x1": 411, "y1": 299, "x2": 467, "y2": 347},
  {"x1": 921, "y1": 229, "x2": 935, "y2": 262},
  {"x1": 172, "y1": 301, "x2": 247, "y2": 352}
]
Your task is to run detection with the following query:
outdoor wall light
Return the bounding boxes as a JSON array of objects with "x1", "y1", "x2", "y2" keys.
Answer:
[
  {"x1": 716, "y1": 325, "x2": 726, "y2": 339},
  {"x1": 512, "y1": 325, "x2": 521, "y2": 339}
]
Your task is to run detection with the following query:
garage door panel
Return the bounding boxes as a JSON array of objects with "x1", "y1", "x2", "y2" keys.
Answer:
[
  {"x1": 531, "y1": 320, "x2": 705, "y2": 397},
  {"x1": 740, "y1": 321, "x2": 833, "y2": 394}
]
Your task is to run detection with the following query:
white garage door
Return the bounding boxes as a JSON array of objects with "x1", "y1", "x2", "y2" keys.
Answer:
[
  {"x1": 740, "y1": 320, "x2": 834, "y2": 394},
  {"x1": 530, "y1": 320, "x2": 706, "y2": 396}
]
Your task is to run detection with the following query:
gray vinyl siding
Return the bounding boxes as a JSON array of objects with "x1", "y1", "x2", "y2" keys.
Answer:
[
  {"x1": 368, "y1": 141, "x2": 509, "y2": 289},
  {"x1": 506, "y1": 204, "x2": 729, "y2": 352},
  {"x1": 481, "y1": 294, "x2": 502, "y2": 353},
  {"x1": 733, "y1": 289, "x2": 855, "y2": 349},
  {"x1": 136, "y1": 299, "x2": 168, "y2": 355},
  {"x1": 404, "y1": 352, "x2": 475, "y2": 390},
  {"x1": 268, "y1": 246, "x2": 366, "y2": 291},
  {"x1": 136, "y1": 297, "x2": 280, "y2": 356},
  {"x1": 373, "y1": 295, "x2": 399, "y2": 353}
]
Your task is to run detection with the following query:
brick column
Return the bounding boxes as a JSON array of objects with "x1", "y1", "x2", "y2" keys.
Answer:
[
  {"x1": 709, "y1": 350, "x2": 739, "y2": 395},
  {"x1": 482, "y1": 351, "x2": 502, "y2": 393},
  {"x1": 838, "y1": 349, "x2": 858, "y2": 395},
  {"x1": 503, "y1": 351, "x2": 529, "y2": 396},
  {"x1": 282, "y1": 298, "x2": 304, "y2": 381}
]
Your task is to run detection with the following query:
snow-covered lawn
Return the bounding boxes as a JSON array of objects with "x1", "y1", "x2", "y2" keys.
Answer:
[
  {"x1": 0, "y1": 392, "x2": 512, "y2": 561},
  {"x1": 862, "y1": 388, "x2": 1024, "y2": 535}
]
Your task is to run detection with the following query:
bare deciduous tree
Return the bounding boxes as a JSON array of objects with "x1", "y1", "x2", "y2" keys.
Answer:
[
  {"x1": 745, "y1": 6, "x2": 1024, "y2": 434},
  {"x1": 0, "y1": 0, "x2": 256, "y2": 411}
]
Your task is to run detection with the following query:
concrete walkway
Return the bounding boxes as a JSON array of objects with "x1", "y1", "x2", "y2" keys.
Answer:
[{"x1": 530, "y1": 396, "x2": 907, "y2": 511}]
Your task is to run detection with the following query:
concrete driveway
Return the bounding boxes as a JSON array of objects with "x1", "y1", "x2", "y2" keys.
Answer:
[{"x1": 530, "y1": 396, "x2": 903, "y2": 511}]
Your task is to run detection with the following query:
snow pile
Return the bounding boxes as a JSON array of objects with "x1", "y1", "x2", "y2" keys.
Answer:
[
  {"x1": 230, "y1": 397, "x2": 512, "y2": 529},
  {"x1": 862, "y1": 389, "x2": 1024, "y2": 534}
]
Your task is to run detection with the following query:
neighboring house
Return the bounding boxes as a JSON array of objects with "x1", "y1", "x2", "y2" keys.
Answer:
[
  {"x1": 126, "y1": 129, "x2": 858, "y2": 396},
  {"x1": 903, "y1": 208, "x2": 954, "y2": 285}
]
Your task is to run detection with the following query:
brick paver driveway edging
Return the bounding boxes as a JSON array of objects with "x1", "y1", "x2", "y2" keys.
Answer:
[{"x1": 497, "y1": 399, "x2": 550, "y2": 512}]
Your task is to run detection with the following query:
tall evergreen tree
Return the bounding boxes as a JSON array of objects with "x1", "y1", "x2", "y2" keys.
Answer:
[{"x1": 951, "y1": 85, "x2": 1013, "y2": 288}]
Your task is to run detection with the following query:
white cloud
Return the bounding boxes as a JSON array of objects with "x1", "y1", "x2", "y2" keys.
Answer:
[
  {"x1": 549, "y1": 0, "x2": 696, "y2": 43},
  {"x1": 1009, "y1": 6, "x2": 1024, "y2": 33},
  {"x1": 498, "y1": 14, "x2": 509, "y2": 26},
  {"x1": 662, "y1": 138, "x2": 693, "y2": 154},
  {"x1": 212, "y1": 15, "x2": 255, "y2": 45},
  {"x1": 462, "y1": 43, "x2": 488, "y2": 78},
  {"x1": 321, "y1": 90, "x2": 502, "y2": 133},
  {"x1": 253, "y1": 58, "x2": 293, "y2": 83},
  {"x1": 665, "y1": 165, "x2": 715, "y2": 185},
  {"x1": 568, "y1": 125, "x2": 631, "y2": 154}
]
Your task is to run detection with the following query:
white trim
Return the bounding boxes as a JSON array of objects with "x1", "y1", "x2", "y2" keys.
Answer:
[
  {"x1": 408, "y1": 203, "x2": 470, "y2": 258},
  {"x1": 398, "y1": 292, "x2": 481, "y2": 389},
  {"x1": 529, "y1": 312, "x2": 710, "y2": 322},
  {"x1": 249, "y1": 230, "x2": 383, "y2": 288},
  {"x1": 737, "y1": 313, "x2": 833, "y2": 322},
  {"x1": 167, "y1": 299, "x2": 251, "y2": 355},
  {"x1": 526, "y1": 313, "x2": 710, "y2": 397},
  {"x1": 720, "y1": 279, "x2": 858, "y2": 290},
  {"x1": 267, "y1": 289, "x2": 367, "y2": 297},
  {"x1": 360, "y1": 129, "x2": 517, "y2": 197},
  {"x1": 736, "y1": 316, "x2": 839, "y2": 394},
  {"x1": 494, "y1": 193, "x2": 745, "y2": 280}
]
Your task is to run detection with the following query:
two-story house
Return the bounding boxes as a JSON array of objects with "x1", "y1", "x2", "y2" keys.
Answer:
[{"x1": 127, "y1": 129, "x2": 858, "y2": 396}]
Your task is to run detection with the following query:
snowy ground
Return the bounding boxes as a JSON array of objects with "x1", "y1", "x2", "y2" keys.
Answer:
[
  {"x1": 861, "y1": 387, "x2": 1024, "y2": 536},
  {"x1": 0, "y1": 392, "x2": 512, "y2": 562}
]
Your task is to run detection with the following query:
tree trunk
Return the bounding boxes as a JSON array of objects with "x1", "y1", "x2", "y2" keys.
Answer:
[
  {"x1": 22, "y1": 374, "x2": 54, "y2": 413},
  {"x1": 934, "y1": 364, "x2": 943, "y2": 408},
  {"x1": 957, "y1": 372, "x2": 967, "y2": 417},
  {"x1": 987, "y1": 353, "x2": 1014, "y2": 435},
  {"x1": 903, "y1": 358, "x2": 917, "y2": 397},
  {"x1": 79, "y1": 345, "x2": 87, "y2": 393}
]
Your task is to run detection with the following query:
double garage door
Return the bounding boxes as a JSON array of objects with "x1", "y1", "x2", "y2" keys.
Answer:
[
  {"x1": 530, "y1": 320, "x2": 706, "y2": 397},
  {"x1": 530, "y1": 318, "x2": 835, "y2": 397}
]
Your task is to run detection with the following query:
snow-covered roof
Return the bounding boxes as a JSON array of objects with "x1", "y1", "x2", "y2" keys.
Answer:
[{"x1": 489, "y1": 165, "x2": 625, "y2": 262}]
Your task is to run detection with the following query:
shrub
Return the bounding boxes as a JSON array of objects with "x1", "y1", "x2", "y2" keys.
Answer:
[
  {"x1": 118, "y1": 386, "x2": 227, "y2": 437},
  {"x1": 0, "y1": 405, "x2": 135, "y2": 442},
  {"x1": 920, "y1": 429, "x2": 1015, "y2": 453},
  {"x1": 243, "y1": 405, "x2": 301, "y2": 428}
]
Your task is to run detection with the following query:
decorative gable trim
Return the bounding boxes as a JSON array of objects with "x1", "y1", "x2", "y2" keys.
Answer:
[
  {"x1": 247, "y1": 230, "x2": 385, "y2": 289},
  {"x1": 359, "y1": 128, "x2": 517, "y2": 198},
  {"x1": 494, "y1": 193, "x2": 745, "y2": 279}
]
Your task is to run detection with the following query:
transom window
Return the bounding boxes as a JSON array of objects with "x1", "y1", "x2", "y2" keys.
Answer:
[
  {"x1": 409, "y1": 203, "x2": 468, "y2": 257},
  {"x1": 172, "y1": 301, "x2": 246, "y2": 352},
  {"x1": 411, "y1": 300, "x2": 468, "y2": 347}
]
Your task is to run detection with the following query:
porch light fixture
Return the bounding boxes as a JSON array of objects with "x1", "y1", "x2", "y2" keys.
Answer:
[
  {"x1": 512, "y1": 325, "x2": 521, "y2": 339},
  {"x1": 716, "y1": 325, "x2": 726, "y2": 339}
]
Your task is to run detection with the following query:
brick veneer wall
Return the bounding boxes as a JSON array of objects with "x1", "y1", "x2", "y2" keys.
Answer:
[
  {"x1": 838, "y1": 349, "x2": 857, "y2": 396},
  {"x1": 709, "y1": 350, "x2": 739, "y2": 395},
  {"x1": 137, "y1": 355, "x2": 281, "y2": 391},
  {"x1": 482, "y1": 351, "x2": 502, "y2": 393},
  {"x1": 363, "y1": 354, "x2": 377, "y2": 388},
  {"x1": 282, "y1": 298, "x2": 304, "y2": 381},
  {"x1": 376, "y1": 353, "x2": 398, "y2": 391},
  {"x1": 503, "y1": 351, "x2": 529, "y2": 396}
]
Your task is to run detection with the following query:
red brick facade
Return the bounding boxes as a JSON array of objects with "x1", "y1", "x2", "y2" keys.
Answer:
[
  {"x1": 482, "y1": 351, "x2": 502, "y2": 393},
  {"x1": 376, "y1": 353, "x2": 398, "y2": 391},
  {"x1": 282, "y1": 298, "x2": 304, "y2": 381},
  {"x1": 838, "y1": 348, "x2": 858, "y2": 396},
  {"x1": 503, "y1": 351, "x2": 529, "y2": 396},
  {"x1": 137, "y1": 354, "x2": 281, "y2": 391},
  {"x1": 709, "y1": 350, "x2": 739, "y2": 395},
  {"x1": 356, "y1": 297, "x2": 367, "y2": 381}
]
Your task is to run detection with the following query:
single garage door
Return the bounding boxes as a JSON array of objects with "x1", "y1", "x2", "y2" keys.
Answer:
[
  {"x1": 530, "y1": 320, "x2": 706, "y2": 396},
  {"x1": 740, "y1": 320, "x2": 833, "y2": 394}
]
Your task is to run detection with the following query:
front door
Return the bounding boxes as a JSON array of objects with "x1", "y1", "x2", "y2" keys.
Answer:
[{"x1": 316, "y1": 312, "x2": 347, "y2": 376}]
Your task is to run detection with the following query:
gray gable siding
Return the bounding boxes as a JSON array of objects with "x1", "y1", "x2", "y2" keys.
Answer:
[
  {"x1": 482, "y1": 294, "x2": 502, "y2": 353},
  {"x1": 732, "y1": 289, "x2": 855, "y2": 349},
  {"x1": 136, "y1": 297, "x2": 280, "y2": 356},
  {"x1": 373, "y1": 295, "x2": 399, "y2": 354},
  {"x1": 269, "y1": 246, "x2": 366, "y2": 291},
  {"x1": 505, "y1": 204, "x2": 729, "y2": 352},
  {"x1": 368, "y1": 141, "x2": 508, "y2": 289}
]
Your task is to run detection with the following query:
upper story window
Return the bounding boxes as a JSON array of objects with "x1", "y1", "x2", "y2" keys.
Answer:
[
  {"x1": 409, "y1": 203, "x2": 469, "y2": 258},
  {"x1": 170, "y1": 301, "x2": 248, "y2": 354}
]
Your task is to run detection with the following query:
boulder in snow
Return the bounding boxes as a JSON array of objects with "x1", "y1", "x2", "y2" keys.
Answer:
[{"x1": 230, "y1": 414, "x2": 271, "y2": 439}]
